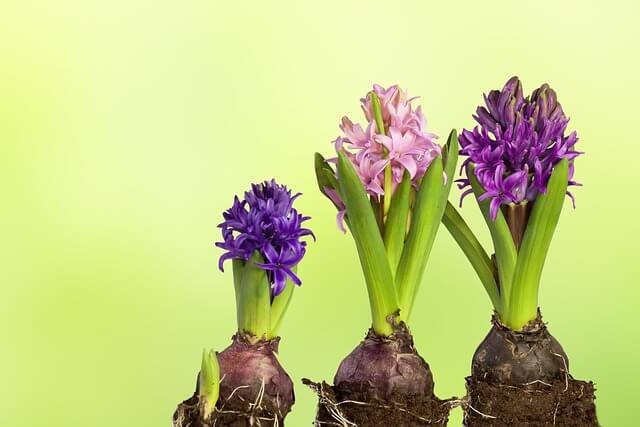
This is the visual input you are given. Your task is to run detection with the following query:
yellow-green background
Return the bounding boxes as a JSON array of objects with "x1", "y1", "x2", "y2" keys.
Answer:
[{"x1": 2, "y1": 1, "x2": 638, "y2": 425}]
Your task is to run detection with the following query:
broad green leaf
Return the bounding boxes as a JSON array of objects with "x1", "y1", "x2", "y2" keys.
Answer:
[
  {"x1": 199, "y1": 348, "x2": 220, "y2": 418},
  {"x1": 468, "y1": 164, "x2": 517, "y2": 316},
  {"x1": 232, "y1": 253, "x2": 270, "y2": 338},
  {"x1": 442, "y1": 201, "x2": 501, "y2": 311},
  {"x1": 506, "y1": 159, "x2": 569, "y2": 330},
  {"x1": 337, "y1": 151, "x2": 398, "y2": 336},
  {"x1": 383, "y1": 171, "x2": 411, "y2": 275},
  {"x1": 268, "y1": 266, "x2": 296, "y2": 339},
  {"x1": 395, "y1": 156, "x2": 444, "y2": 320}
]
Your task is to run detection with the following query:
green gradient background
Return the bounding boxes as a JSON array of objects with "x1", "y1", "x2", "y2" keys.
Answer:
[{"x1": 1, "y1": 1, "x2": 638, "y2": 425}]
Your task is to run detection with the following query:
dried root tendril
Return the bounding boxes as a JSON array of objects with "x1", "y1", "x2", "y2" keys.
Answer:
[
  {"x1": 174, "y1": 379, "x2": 286, "y2": 427},
  {"x1": 303, "y1": 379, "x2": 452, "y2": 426}
]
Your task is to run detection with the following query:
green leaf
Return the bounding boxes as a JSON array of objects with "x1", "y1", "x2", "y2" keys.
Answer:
[
  {"x1": 337, "y1": 151, "x2": 398, "y2": 336},
  {"x1": 314, "y1": 153, "x2": 340, "y2": 202},
  {"x1": 395, "y1": 155, "x2": 444, "y2": 320},
  {"x1": 505, "y1": 159, "x2": 569, "y2": 330},
  {"x1": 442, "y1": 129, "x2": 459, "y2": 199},
  {"x1": 442, "y1": 201, "x2": 501, "y2": 311},
  {"x1": 468, "y1": 164, "x2": 517, "y2": 316},
  {"x1": 438, "y1": 129, "x2": 460, "y2": 248},
  {"x1": 268, "y1": 266, "x2": 296, "y2": 339},
  {"x1": 232, "y1": 254, "x2": 271, "y2": 338},
  {"x1": 198, "y1": 348, "x2": 220, "y2": 418},
  {"x1": 383, "y1": 171, "x2": 411, "y2": 275},
  {"x1": 393, "y1": 130, "x2": 458, "y2": 320},
  {"x1": 314, "y1": 152, "x2": 353, "y2": 231}
]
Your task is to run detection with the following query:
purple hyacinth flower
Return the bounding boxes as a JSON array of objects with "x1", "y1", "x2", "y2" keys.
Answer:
[
  {"x1": 255, "y1": 243, "x2": 305, "y2": 296},
  {"x1": 216, "y1": 180, "x2": 314, "y2": 296},
  {"x1": 477, "y1": 164, "x2": 528, "y2": 220},
  {"x1": 458, "y1": 77, "x2": 582, "y2": 220}
]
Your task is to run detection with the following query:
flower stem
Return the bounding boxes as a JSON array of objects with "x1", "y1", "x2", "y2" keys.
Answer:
[
  {"x1": 369, "y1": 91, "x2": 393, "y2": 219},
  {"x1": 383, "y1": 167, "x2": 393, "y2": 218}
]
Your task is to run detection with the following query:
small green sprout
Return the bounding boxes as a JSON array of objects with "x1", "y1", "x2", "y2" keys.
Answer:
[{"x1": 198, "y1": 349, "x2": 220, "y2": 419}]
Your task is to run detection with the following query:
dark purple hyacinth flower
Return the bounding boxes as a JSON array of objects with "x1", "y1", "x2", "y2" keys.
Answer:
[
  {"x1": 458, "y1": 76, "x2": 582, "y2": 220},
  {"x1": 216, "y1": 180, "x2": 314, "y2": 296}
]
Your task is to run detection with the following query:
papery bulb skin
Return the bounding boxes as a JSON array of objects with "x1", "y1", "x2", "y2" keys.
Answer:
[
  {"x1": 305, "y1": 324, "x2": 452, "y2": 426},
  {"x1": 333, "y1": 324, "x2": 434, "y2": 402},
  {"x1": 216, "y1": 334, "x2": 294, "y2": 417},
  {"x1": 471, "y1": 313, "x2": 568, "y2": 385},
  {"x1": 173, "y1": 334, "x2": 294, "y2": 427},
  {"x1": 464, "y1": 313, "x2": 599, "y2": 426}
]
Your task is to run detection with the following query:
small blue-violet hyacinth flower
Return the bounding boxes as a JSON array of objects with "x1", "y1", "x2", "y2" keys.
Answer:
[
  {"x1": 216, "y1": 180, "x2": 314, "y2": 296},
  {"x1": 458, "y1": 76, "x2": 582, "y2": 220}
]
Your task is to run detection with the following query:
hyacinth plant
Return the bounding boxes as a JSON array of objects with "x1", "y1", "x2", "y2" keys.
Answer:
[
  {"x1": 443, "y1": 76, "x2": 580, "y2": 330},
  {"x1": 308, "y1": 84, "x2": 457, "y2": 424},
  {"x1": 443, "y1": 77, "x2": 598, "y2": 425},
  {"x1": 316, "y1": 85, "x2": 458, "y2": 335},
  {"x1": 173, "y1": 180, "x2": 313, "y2": 427}
]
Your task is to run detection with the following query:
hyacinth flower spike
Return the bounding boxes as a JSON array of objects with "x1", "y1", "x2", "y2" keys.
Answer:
[
  {"x1": 174, "y1": 180, "x2": 314, "y2": 426},
  {"x1": 442, "y1": 77, "x2": 598, "y2": 425},
  {"x1": 306, "y1": 84, "x2": 456, "y2": 425}
]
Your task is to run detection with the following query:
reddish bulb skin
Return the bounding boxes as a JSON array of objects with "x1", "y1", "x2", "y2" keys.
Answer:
[
  {"x1": 216, "y1": 334, "x2": 294, "y2": 416},
  {"x1": 173, "y1": 334, "x2": 293, "y2": 427},
  {"x1": 305, "y1": 323, "x2": 452, "y2": 426},
  {"x1": 333, "y1": 324, "x2": 435, "y2": 402}
]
